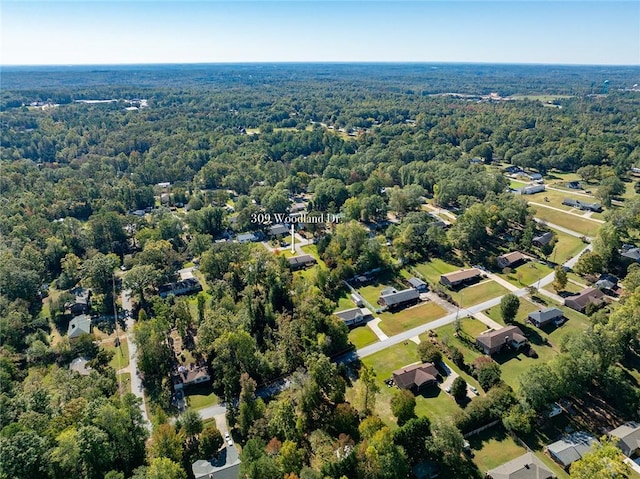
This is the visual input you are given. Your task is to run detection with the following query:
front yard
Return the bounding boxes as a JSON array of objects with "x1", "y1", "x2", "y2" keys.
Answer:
[
  {"x1": 348, "y1": 326, "x2": 379, "y2": 349},
  {"x1": 378, "y1": 301, "x2": 446, "y2": 336},
  {"x1": 498, "y1": 261, "x2": 552, "y2": 288},
  {"x1": 450, "y1": 280, "x2": 510, "y2": 307}
]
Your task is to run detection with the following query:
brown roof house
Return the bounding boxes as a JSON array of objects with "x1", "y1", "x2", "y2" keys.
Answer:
[
  {"x1": 393, "y1": 363, "x2": 440, "y2": 393},
  {"x1": 564, "y1": 287, "x2": 605, "y2": 313},
  {"x1": 476, "y1": 326, "x2": 527, "y2": 356},
  {"x1": 486, "y1": 452, "x2": 555, "y2": 479},
  {"x1": 496, "y1": 251, "x2": 528, "y2": 269},
  {"x1": 173, "y1": 365, "x2": 211, "y2": 391},
  {"x1": 440, "y1": 268, "x2": 481, "y2": 288},
  {"x1": 609, "y1": 422, "x2": 640, "y2": 458}
]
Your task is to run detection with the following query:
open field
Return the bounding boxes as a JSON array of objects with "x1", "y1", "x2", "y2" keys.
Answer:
[
  {"x1": 450, "y1": 280, "x2": 509, "y2": 307},
  {"x1": 526, "y1": 187, "x2": 600, "y2": 213},
  {"x1": 348, "y1": 326, "x2": 379, "y2": 349},
  {"x1": 378, "y1": 302, "x2": 446, "y2": 336},
  {"x1": 498, "y1": 261, "x2": 552, "y2": 287},
  {"x1": 469, "y1": 427, "x2": 528, "y2": 472},
  {"x1": 550, "y1": 230, "x2": 589, "y2": 263},
  {"x1": 534, "y1": 207, "x2": 601, "y2": 237},
  {"x1": 432, "y1": 320, "x2": 484, "y2": 365},
  {"x1": 543, "y1": 280, "x2": 583, "y2": 295},
  {"x1": 483, "y1": 297, "x2": 540, "y2": 326},
  {"x1": 414, "y1": 258, "x2": 463, "y2": 286}
]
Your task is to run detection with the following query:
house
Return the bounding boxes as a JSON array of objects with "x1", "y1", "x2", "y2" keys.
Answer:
[
  {"x1": 440, "y1": 268, "x2": 482, "y2": 288},
  {"x1": 621, "y1": 247, "x2": 640, "y2": 263},
  {"x1": 486, "y1": 452, "x2": 555, "y2": 479},
  {"x1": 528, "y1": 308, "x2": 564, "y2": 328},
  {"x1": 268, "y1": 223, "x2": 290, "y2": 237},
  {"x1": 69, "y1": 357, "x2": 92, "y2": 376},
  {"x1": 562, "y1": 198, "x2": 602, "y2": 212},
  {"x1": 69, "y1": 288, "x2": 91, "y2": 316},
  {"x1": 595, "y1": 274, "x2": 618, "y2": 292},
  {"x1": 68, "y1": 315, "x2": 92, "y2": 339},
  {"x1": 609, "y1": 422, "x2": 640, "y2": 457},
  {"x1": 564, "y1": 287, "x2": 605, "y2": 313},
  {"x1": 407, "y1": 277, "x2": 428, "y2": 292},
  {"x1": 476, "y1": 325, "x2": 528, "y2": 355},
  {"x1": 547, "y1": 432, "x2": 597, "y2": 469},
  {"x1": 566, "y1": 181, "x2": 582, "y2": 189},
  {"x1": 378, "y1": 288, "x2": 420, "y2": 310},
  {"x1": 526, "y1": 172, "x2": 543, "y2": 181},
  {"x1": 173, "y1": 365, "x2": 211, "y2": 391},
  {"x1": 518, "y1": 184, "x2": 545, "y2": 195},
  {"x1": 334, "y1": 307, "x2": 373, "y2": 327},
  {"x1": 350, "y1": 293, "x2": 364, "y2": 307},
  {"x1": 504, "y1": 165, "x2": 523, "y2": 174},
  {"x1": 287, "y1": 254, "x2": 317, "y2": 271},
  {"x1": 393, "y1": 363, "x2": 439, "y2": 392},
  {"x1": 497, "y1": 251, "x2": 528, "y2": 269},
  {"x1": 237, "y1": 232, "x2": 259, "y2": 243},
  {"x1": 192, "y1": 445, "x2": 241, "y2": 479},
  {"x1": 533, "y1": 231, "x2": 554, "y2": 247},
  {"x1": 159, "y1": 278, "x2": 203, "y2": 298}
]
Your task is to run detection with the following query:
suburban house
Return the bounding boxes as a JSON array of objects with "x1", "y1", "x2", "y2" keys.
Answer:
[
  {"x1": 68, "y1": 314, "x2": 92, "y2": 339},
  {"x1": 621, "y1": 246, "x2": 640, "y2": 263},
  {"x1": 159, "y1": 278, "x2": 203, "y2": 298},
  {"x1": 497, "y1": 251, "x2": 528, "y2": 269},
  {"x1": 237, "y1": 232, "x2": 260, "y2": 243},
  {"x1": 532, "y1": 232, "x2": 554, "y2": 247},
  {"x1": 517, "y1": 184, "x2": 545, "y2": 195},
  {"x1": 504, "y1": 165, "x2": 523, "y2": 175},
  {"x1": 407, "y1": 277, "x2": 428, "y2": 292},
  {"x1": 561, "y1": 198, "x2": 602, "y2": 212},
  {"x1": 378, "y1": 288, "x2": 420, "y2": 310},
  {"x1": 440, "y1": 268, "x2": 482, "y2": 288},
  {"x1": 334, "y1": 307, "x2": 373, "y2": 327},
  {"x1": 486, "y1": 452, "x2": 555, "y2": 479},
  {"x1": 564, "y1": 287, "x2": 605, "y2": 313},
  {"x1": 526, "y1": 172, "x2": 543, "y2": 181},
  {"x1": 192, "y1": 446, "x2": 241, "y2": 479},
  {"x1": 173, "y1": 365, "x2": 211, "y2": 391},
  {"x1": 268, "y1": 223, "x2": 290, "y2": 237},
  {"x1": 528, "y1": 307, "x2": 564, "y2": 328},
  {"x1": 69, "y1": 288, "x2": 91, "y2": 316},
  {"x1": 609, "y1": 422, "x2": 640, "y2": 458},
  {"x1": 547, "y1": 432, "x2": 597, "y2": 469},
  {"x1": 287, "y1": 254, "x2": 317, "y2": 270},
  {"x1": 393, "y1": 363, "x2": 440, "y2": 392},
  {"x1": 566, "y1": 181, "x2": 582, "y2": 189},
  {"x1": 69, "y1": 357, "x2": 92, "y2": 376},
  {"x1": 476, "y1": 325, "x2": 528, "y2": 355},
  {"x1": 595, "y1": 274, "x2": 618, "y2": 292}
]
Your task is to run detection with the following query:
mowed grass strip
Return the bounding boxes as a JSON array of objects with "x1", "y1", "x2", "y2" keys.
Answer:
[
  {"x1": 469, "y1": 427, "x2": 529, "y2": 472},
  {"x1": 414, "y1": 258, "x2": 462, "y2": 286},
  {"x1": 498, "y1": 261, "x2": 552, "y2": 288},
  {"x1": 106, "y1": 338, "x2": 130, "y2": 370},
  {"x1": 378, "y1": 302, "x2": 446, "y2": 336},
  {"x1": 533, "y1": 206, "x2": 601, "y2": 237},
  {"x1": 348, "y1": 326, "x2": 379, "y2": 349},
  {"x1": 450, "y1": 280, "x2": 509, "y2": 307},
  {"x1": 550, "y1": 230, "x2": 589, "y2": 263}
]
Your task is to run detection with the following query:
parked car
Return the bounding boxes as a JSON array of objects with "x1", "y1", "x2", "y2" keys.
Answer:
[{"x1": 469, "y1": 386, "x2": 478, "y2": 395}]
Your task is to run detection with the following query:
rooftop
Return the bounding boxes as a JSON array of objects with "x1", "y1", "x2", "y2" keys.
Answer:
[
  {"x1": 477, "y1": 325, "x2": 526, "y2": 350},
  {"x1": 393, "y1": 363, "x2": 439, "y2": 390},
  {"x1": 486, "y1": 452, "x2": 554, "y2": 479}
]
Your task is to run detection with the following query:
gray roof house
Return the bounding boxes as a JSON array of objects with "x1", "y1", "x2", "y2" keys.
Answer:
[
  {"x1": 192, "y1": 445, "x2": 240, "y2": 479},
  {"x1": 237, "y1": 232, "x2": 259, "y2": 243},
  {"x1": 408, "y1": 277, "x2": 428, "y2": 292},
  {"x1": 268, "y1": 223, "x2": 290, "y2": 237},
  {"x1": 518, "y1": 184, "x2": 545, "y2": 195},
  {"x1": 621, "y1": 247, "x2": 640, "y2": 262},
  {"x1": 533, "y1": 232, "x2": 554, "y2": 247},
  {"x1": 287, "y1": 254, "x2": 317, "y2": 270},
  {"x1": 476, "y1": 326, "x2": 527, "y2": 355},
  {"x1": 528, "y1": 308, "x2": 564, "y2": 328},
  {"x1": 68, "y1": 315, "x2": 92, "y2": 339},
  {"x1": 486, "y1": 452, "x2": 555, "y2": 479},
  {"x1": 547, "y1": 432, "x2": 597, "y2": 469},
  {"x1": 378, "y1": 288, "x2": 420, "y2": 310},
  {"x1": 334, "y1": 307, "x2": 373, "y2": 327},
  {"x1": 609, "y1": 422, "x2": 640, "y2": 457}
]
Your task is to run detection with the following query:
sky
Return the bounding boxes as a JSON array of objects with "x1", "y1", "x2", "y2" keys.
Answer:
[{"x1": 1, "y1": 1, "x2": 639, "y2": 66}]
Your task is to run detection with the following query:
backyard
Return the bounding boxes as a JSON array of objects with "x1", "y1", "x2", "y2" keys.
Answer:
[
  {"x1": 185, "y1": 384, "x2": 220, "y2": 411},
  {"x1": 413, "y1": 258, "x2": 464, "y2": 286}
]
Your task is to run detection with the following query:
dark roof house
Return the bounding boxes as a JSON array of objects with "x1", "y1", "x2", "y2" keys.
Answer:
[
  {"x1": 159, "y1": 278, "x2": 203, "y2": 298},
  {"x1": 334, "y1": 307, "x2": 373, "y2": 327},
  {"x1": 440, "y1": 268, "x2": 481, "y2": 288},
  {"x1": 69, "y1": 288, "x2": 91, "y2": 316},
  {"x1": 497, "y1": 251, "x2": 528, "y2": 269},
  {"x1": 486, "y1": 452, "x2": 555, "y2": 479},
  {"x1": 547, "y1": 432, "x2": 597, "y2": 469},
  {"x1": 595, "y1": 274, "x2": 618, "y2": 291},
  {"x1": 378, "y1": 288, "x2": 420, "y2": 310},
  {"x1": 269, "y1": 223, "x2": 290, "y2": 237},
  {"x1": 528, "y1": 308, "x2": 564, "y2": 328},
  {"x1": 476, "y1": 326, "x2": 527, "y2": 355},
  {"x1": 609, "y1": 422, "x2": 640, "y2": 458},
  {"x1": 407, "y1": 277, "x2": 428, "y2": 292},
  {"x1": 533, "y1": 232, "x2": 554, "y2": 247},
  {"x1": 393, "y1": 363, "x2": 439, "y2": 392},
  {"x1": 564, "y1": 287, "x2": 605, "y2": 313},
  {"x1": 287, "y1": 254, "x2": 317, "y2": 270},
  {"x1": 621, "y1": 247, "x2": 640, "y2": 262}
]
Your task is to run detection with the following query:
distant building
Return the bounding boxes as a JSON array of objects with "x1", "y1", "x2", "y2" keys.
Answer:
[
  {"x1": 566, "y1": 181, "x2": 582, "y2": 189},
  {"x1": 268, "y1": 224, "x2": 290, "y2": 237},
  {"x1": 158, "y1": 278, "x2": 202, "y2": 298},
  {"x1": 517, "y1": 184, "x2": 545, "y2": 195},
  {"x1": 334, "y1": 307, "x2": 373, "y2": 327},
  {"x1": 496, "y1": 251, "x2": 528, "y2": 269},
  {"x1": 350, "y1": 293, "x2": 364, "y2": 307},
  {"x1": 440, "y1": 268, "x2": 481, "y2": 288},
  {"x1": 533, "y1": 231, "x2": 554, "y2": 247},
  {"x1": 68, "y1": 315, "x2": 92, "y2": 339},
  {"x1": 237, "y1": 232, "x2": 259, "y2": 243},
  {"x1": 476, "y1": 325, "x2": 527, "y2": 355},
  {"x1": 377, "y1": 288, "x2": 420, "y2": 310},
  {"x1": 564, "y1": 287, "x2": 605, "y2": 313},
  {"x1": 609, "y1": 422, "x2": 640, "y2": 458},
  {"x1": 69, "y1": 288, "x2": 91, "y2": 316},
  {"x1": 407, "y1": 277, "x2": 428, "y2": 292},
  {"x1": 504, "y1": 165, "x2": 523, "y2": 174},
  {"x1": 528, "y1": 308, "x2": 564, "y2": 328},
  {"x1": 287, "y1": 254, "x2": 317, "y2": 270},
  {"x1": 526, "y1": 172, "x2": 543, "y2": 181},
  {"x1": 547, "y1": 432, "x2": 597, "y2": 469},
  {"x1": 393, "y1": 363, "x2": 440, "y2": 392},
  {"x1": 486, "y1": 452, "x2": 554, "y2": 479},
  {"x1": 562, "y1": 198, "x2": 602, "y2": 212}
]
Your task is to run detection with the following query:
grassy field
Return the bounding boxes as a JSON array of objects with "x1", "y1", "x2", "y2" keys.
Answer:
[
  {"x1": 469, "y1": 427, "x2": 528, "y2": 472},
  {"x1": 348, "y1": 326, "x2": 379, "y2": 349},
  {"x1": 533, "y1": 206, "x2": 601, "y2": 237},
  {"x1": 105, "y1": 338, "x2": 130, "y2": 370},
  {"x1": 185, "y1": 384, "x2": 220, "y2": 410},
  {"x1": 378, "y1": 302, "x2": 446, "y2": 336},
  {"x1": 450, "y1": 280, "x2": 509, "y2": 307},
  {"x1": 483, "y1": 298, "x2": 540, "y2": 326},
  {"x1": 414, "y1": 258, "x2": 463, "y2": 286},
  {"x1": 550, "y1": 230, "x2": 589, "y2": 263},
  {"x1": 509, "y1": 179, "x2": 529, "y2": 189},
  {"x1": 335, "y1": 289, "x2": 356, "y2": 311},
  {"x1": 355, "y1": 271, "x2": 406, "y2": 308},
  {"x1": 543, "y1": 280, "x2": 583, "y2": 295},
  {"x1": 526, "y1": 188, "x2": 599, "y2": 213},
  {"x1": 498, "y1": 261, "x2": 552, "y2": 287}
]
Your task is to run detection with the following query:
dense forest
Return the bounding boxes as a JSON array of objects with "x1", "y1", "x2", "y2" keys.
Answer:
[{"x1": 1, "y1": 63, "x2": 640, "y2": 479}]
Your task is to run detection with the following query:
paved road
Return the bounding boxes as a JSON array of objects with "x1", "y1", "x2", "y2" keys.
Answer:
[{"x1": 120, "y1": 289, "x2": 152, "y2": 430}]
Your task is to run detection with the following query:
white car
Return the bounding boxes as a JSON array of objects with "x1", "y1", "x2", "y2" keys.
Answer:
[
  {"x1": 469, "y1": 386, "x2": 479, "y2": 395},
  {"x1": 225, "y1": 432, "x2": 233, "y2": 446}
]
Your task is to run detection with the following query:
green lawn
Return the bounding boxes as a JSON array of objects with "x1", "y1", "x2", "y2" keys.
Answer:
[
  {"x1": 414, "y1": 258, "x2": 462, "y2": 287},
  {"x1": 484, "y1": 298, "x2": 539, "y2": 326},
  {"x1": 300, "y1": 244, "x2": 321, "y2": 261},
  {"x1": 335, "y1": 289, "x2": 356, "y2": 311},
  {"x1": 354, "y1": 271, "x2": 406, "y2": 309},
  {"x1": 451, "y1": 280, "x2": 509, "y2": 307},
  {"x1": 469, "y1": 427, "x2": 528, "y2": 473},
  {"x1": 105, "y1": 339, "x2": 130, "y2": 370},
  {"x1": 499, "y1": 261, "x2": 552, "y2": 287},
  {"x1": 550, "y1": 230, "x2": 589, "y2": 263},
  {"x1": 378, "y1": 302, "x2": 446, "y2": 336},
  {"x1": 348, "y1": 326, "x2": 379, "y2": 349},
  {"x1": 117, "y1": 372, "x2": 131, "y2": 395},
  {"x1": 526, "y1": 188, "x2": 600, "y2": 213},
  {"x1": 533, "y1": 206, "x2": 601, "y2": 237},
  {"x1": 433, "y1": 321, "x2": 484, "y2": 365},
  {"x1": 509, "y1": 180, "x2": 529, "y2": 189},
  {"x1": 543, "y1": 280, "x2": 583, "y2": 295},
  {"x1": 185, "y1": 384, "x2": 220, "y2": 410}
]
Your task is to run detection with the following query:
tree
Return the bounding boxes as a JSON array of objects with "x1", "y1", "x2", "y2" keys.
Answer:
[
  {"x1": 552, "y1": 266, "x2": 568, "y2": 292},
  {"x1": 279, "y1": 440, "x2": 304, "y2": 475},
  {"x1": 357, "y1": 364, "x2": 380, "y2": 415},
  {"x1": 390, "y1": 389, "x2": 417, "y2": 426},
  {"x1": 199, "y1": 424, "x2": 223, "y2": 458},
  {"x1": 569, "y1": 437, "x2": 630, "y2": 479},
  {"x1": 81, "y1": 252, "x2": 120, "y2": 293},
  {"x1": 427, "y1": 418, "x2": 465, "y2": 467},
  {"x1": 123, "y1": 265, "x2": 160, "y2": 306},
  {"x1": 500, "y1": 293, "x2": 520, "y2": 324},
  {"x1": 179, "y1": 408, "x2": 203, "y2": 444},
  {"x1": 474, "y1": 358, "x2": 502, "y2": 391},
  {"x1": 574, "y1": 251, "x2": 604, "y2": 276},
  {"x1": 519, "y1": 363, "x2": 560, "y2": 412},
  {"x1": 145, "y1": 458, "x2": 187, "y2": 479},
  {"x1": 238, "y1": 373, "x2": 264, "y2": 438},
  {"x1": 148, "y1": 424, "x2": 183, "y2": 463},
  {"x1": 451, "y1": 377, "x2": 467, "y2": 402},
  {"x1": 0, "y1": 430, "x2": 48, "y2": 479},
  {"x1": 502, "y1": 403, "x2": 536, "y2": 435},
  {"x1": 418, "y1": 341, "x2": 442, "y2": 364},
  {"x1": 393, "y1": 416, "x2": 431, "y2": 464}
]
